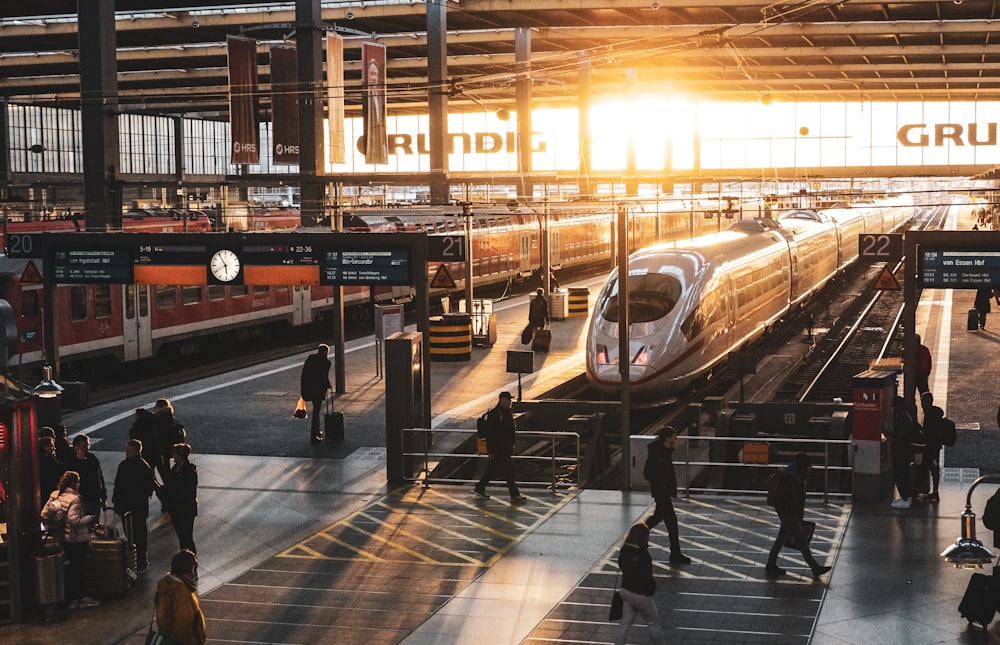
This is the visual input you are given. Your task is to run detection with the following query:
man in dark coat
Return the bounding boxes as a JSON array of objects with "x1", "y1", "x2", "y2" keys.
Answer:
[
  {"x1": 765, "y1": 452, "x2": 831, "y2": 578},
  {"x1": 153, "y1": 399, "x2": 187, "y2": 483},
  {"x1": 300, "y1": 344, "x2": 332, "y2": 442},
  {"x1": 528, "y1": 288, "x2": 549, "y2": 330},
  {"x1": 66, "y1": 433, "x2": 107, "y2": 516},
  {"x1": 38, "y1": 435, "x2": 66, "y2": 501},
  {"x1": 473, "y1": 391, "x2": 526, "y2": 502},
  {"x1": 975, "y1": 286, "x2": 992, "y2": 329},
  {"x1": 642, "y1": 426, "x2": 691, "y2": 564},
  {"x1": 129, "y1": 407, "x2": 163, "y2": 481},
  {"x1": 113, "y1": 439, "x2": 157, "y2": 573}
]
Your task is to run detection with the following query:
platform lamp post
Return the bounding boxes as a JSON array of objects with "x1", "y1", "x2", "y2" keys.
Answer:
[
  {"x1": 941, "y1": 474, "x2": 1000, "y2": 568},
  {"x1": 32, "y1": 365, "x2": 63, "y2": 428}
]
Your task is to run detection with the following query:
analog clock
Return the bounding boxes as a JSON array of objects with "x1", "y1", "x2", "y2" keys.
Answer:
[{"x1": 210, "y1": 249, "x2": 241, "y2": 282}]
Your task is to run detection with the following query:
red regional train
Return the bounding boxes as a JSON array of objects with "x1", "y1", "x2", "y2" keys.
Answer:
[{"x1": 0, "y1": 196, "x2": 767, "y2": 374}]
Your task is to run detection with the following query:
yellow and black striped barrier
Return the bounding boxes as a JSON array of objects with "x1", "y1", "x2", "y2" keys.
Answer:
[
  {"x1": 429, "y1": 314, "x2": 473, "y2": 361},
  {"x1": 568, "y1": 287, "x2": 589, "y2": 317}
]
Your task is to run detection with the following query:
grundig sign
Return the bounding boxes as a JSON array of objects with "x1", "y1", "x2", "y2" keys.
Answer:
[
  {"x1": 356, "y1": 131, "x2": 547, "y2": 156},
  {"x1": 897, "y1": 123, "x2": 998, "y2": 147}
]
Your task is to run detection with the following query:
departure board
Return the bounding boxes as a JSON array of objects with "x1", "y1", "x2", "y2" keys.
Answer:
[
  {"x1": 134, "y1": 243, "x2": 208, "y2": 285},
  {"x1": 243, "y1": 243, "x2": 319, "y2": 285},
  {"x1": 321, "y1": 249, "x2": 411, "y2": 285},
  {"x1": 51, "y1": 248, "x2": 134, "y2": 283},
  {"x1": 919, "y1": 249, "x2": 1000, "y2": 287}
]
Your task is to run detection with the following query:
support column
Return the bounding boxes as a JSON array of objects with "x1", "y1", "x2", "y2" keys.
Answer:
[
  {"x1": 577, "y1": 55, "x2": 592, "y2": 197},
  {"x1": 625, "y1": 68, "x2": 638, "y2": 197},
  {"x1": 172, "y1": 116, "x2": 185, "y2": 210},
  {"x1": 296, "y1": 0, "x2": 325, "y2": 226},
  {"x1": 515, "y1": 28, "x2": 533, "y2": 200},
  {"x1": 78, "y1": 2, "x2": 121, "y2": 231},
  {"x1": 427, "y1": 0, "x2": 450, "y2": 204}
]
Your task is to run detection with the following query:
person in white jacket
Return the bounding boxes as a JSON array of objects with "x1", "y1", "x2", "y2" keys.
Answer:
[{"x1": 46, "y1": 471, "x2": 99, "y2": 608}]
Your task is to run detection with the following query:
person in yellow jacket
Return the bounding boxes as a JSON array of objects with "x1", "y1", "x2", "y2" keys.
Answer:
[{"x1": 155, "y1": 549, "x2": 206, "y2": 645}]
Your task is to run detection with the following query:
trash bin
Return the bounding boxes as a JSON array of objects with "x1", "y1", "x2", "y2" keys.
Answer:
[{"x1": 32, "y1": 547, "x2": 65, "y2": 606}]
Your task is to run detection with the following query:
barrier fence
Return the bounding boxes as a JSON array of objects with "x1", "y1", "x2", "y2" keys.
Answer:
[{"x1": 402, "y1": 428, "x2": 581, "y2": 491}]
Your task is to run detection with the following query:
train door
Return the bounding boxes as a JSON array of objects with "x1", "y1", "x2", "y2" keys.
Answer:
[
  {"x1": 123, "y1": 285, "x2": 153, "y2": 361},
  {"x1": 519, "y1": 230, "x2": 532, "y2": 274},
  {"x1": 550, "y1": 229, "x2": 561, "y2": 266},
  {"x1": 292, "y1": 286, "x2": 311, "y2": 326}
]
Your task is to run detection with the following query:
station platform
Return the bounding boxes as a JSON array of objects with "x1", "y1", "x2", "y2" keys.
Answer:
[{"x1": 8, "y1": 218, "x2": 1000, "y2": 644}]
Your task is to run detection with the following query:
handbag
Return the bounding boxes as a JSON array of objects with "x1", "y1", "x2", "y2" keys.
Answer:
[
  {"x1": 608, "y1": 569, "x2": 623, "y2": 621},
  {"x1": 476, "y1": 436, "x2": 488, "y2": 455},
  {"x1": 145, "y1": 605, "x2": 182, "y2": 645},
  {"x1": 784, "y1": 520, "x2": 816, "y2": 550},
  {"x1": 293, "y1": 396, "x2": 308, "y2": 419}
]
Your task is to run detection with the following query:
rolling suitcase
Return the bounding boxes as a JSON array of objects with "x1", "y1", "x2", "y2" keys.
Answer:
[
  {"x1": 325, "y1": 396, "x2": 344, "y2": 442},
  {"x1": 969, "y1": 309, "x2": 980, "y2": 331},
  {"x1": 910, "y1": 461, "x2": 930, "y2": 498},
  {"x1": 531, "y1": 328, "x2": 552, "y2": 352},
  {"x1": 959, "y1": 572, "x2": 996, "y2": 627},
  {"x1": 84, "y1": 511, "x2": 136, "y2": 598}
]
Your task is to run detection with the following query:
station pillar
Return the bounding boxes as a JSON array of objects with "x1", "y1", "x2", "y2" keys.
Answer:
[
  {"x1": 851, "y1": 369, "x2": 897, "y2": 501},
  {"x1": 385, "y1": 332, "x2": 425, "y2": 484}
]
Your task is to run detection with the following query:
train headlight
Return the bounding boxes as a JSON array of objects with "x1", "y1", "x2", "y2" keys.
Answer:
[
  {"x1": 632, "y1": 347, "x2": 651, "y2": 365},
  {"x1": 596, "y1": 344, "x2": 609, "y2": 365}
]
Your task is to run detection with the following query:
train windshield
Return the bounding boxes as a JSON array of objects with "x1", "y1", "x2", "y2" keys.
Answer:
[{"x1": 599, "y1": 273, "x2": 683, "y2": 323}]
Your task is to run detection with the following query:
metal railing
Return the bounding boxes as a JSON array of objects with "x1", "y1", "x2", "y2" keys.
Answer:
[
  {"x1": 402, "y1": 428, "x2": 581, "y2": 491},
  {"x1": 663, "y1": 434, "x2": 854, "y2": 502}
]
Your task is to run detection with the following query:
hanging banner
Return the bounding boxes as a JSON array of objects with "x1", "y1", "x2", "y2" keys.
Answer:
[
  {"x1": 326, "y1": 33, "x2": 345, "y2": 164},
  {"x1": 362, "y1": 42, "x2": 388, "y2": 165},
  {"x1": 270, "y1": 44, "x2": 299, "y2": 165},
  {"x1": 227, "y1": 36, "x2": 260, "y2": 164}
]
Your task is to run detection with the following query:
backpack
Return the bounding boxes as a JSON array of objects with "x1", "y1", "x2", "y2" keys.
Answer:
[
  {"x1": 40, "y1": 496, "x2": 66, "y2": 535},
  {"x1": 476, "y1": 408, "x2": 494, "y2": 439},
  {"x1": 940, "y1": 417, "x2": 957, "y2": 447}
]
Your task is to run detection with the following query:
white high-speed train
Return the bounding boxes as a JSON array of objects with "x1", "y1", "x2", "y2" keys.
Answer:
[{"x1": 585, "y1": 195, "x2": 915, "y2": 398}]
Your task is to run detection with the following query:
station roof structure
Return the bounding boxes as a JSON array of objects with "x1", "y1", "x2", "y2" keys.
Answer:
[{"x1": 3, "y1": 1, "x2": 1000, "y2": 121}]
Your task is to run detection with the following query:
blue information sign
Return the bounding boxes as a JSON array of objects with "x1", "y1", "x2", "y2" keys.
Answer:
[{"x1": 919, "y1": 249, "x2": 1000, "y2": 288}]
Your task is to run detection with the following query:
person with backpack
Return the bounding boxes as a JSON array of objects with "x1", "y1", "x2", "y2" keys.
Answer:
[
  {"x1": 642, "y1": 426, "x2": 691, "y2": 564},
  {"x1": 43, "y1": 471, "x2": 100, "y2": 608},
  {"x1": 765, "y1": 453, "x2": 831, "y2": 578},
  {"x1": 472, "y1": 391, "x2": 526, "y2": 502}
]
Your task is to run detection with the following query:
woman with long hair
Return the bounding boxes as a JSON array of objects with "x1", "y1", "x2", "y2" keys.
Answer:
[{"x1": 615, "y1": 523, "x2": 666, "y2": 645}]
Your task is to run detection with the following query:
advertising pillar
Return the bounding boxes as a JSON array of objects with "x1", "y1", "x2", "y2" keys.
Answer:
[
  {"x1": 385, "y1": 332, "x2": 424, "y2": 484},
  {"x1": 851, "y1": 369, "x2": 897, "y2": 501}
]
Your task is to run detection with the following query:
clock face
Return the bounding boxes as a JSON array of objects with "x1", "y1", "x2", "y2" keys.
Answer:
[{"x1": 210, "y1": 249, "x2": 241, "y2": 282}]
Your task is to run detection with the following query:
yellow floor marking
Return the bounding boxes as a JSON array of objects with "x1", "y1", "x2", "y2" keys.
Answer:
[
  {"x1": 343, "y1": 522, "x2": 440, "y2": 564},
  {"x1": 374, "y1": 502, "x2": 506, "y2": 555},
  {"x1": 356, "y1": 511, "x2": 484, "y2": 565}
]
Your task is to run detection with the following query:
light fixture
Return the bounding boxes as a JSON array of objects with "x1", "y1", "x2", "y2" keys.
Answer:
[
  {"x1": 941, "y1": 474, "x2": 1000, "y2": 568},
  {"x1": 32, "y1": 365, "x2": 64, "y2": 399},
  {"x1": 495, "y1": 107, "x2": 510, "y2": 121},
  {"x1": 346, "y1": 10, "x2": 354, "y2": 20}
]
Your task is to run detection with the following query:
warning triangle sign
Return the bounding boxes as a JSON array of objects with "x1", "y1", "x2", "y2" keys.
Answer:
[
  {"x1": 430, "y1": 264, "x2": 456, "y2": 289},
  {"x1": 872, "y1": 265, "x2": 900, "y2": 291},
  {"x1": 20, "y1": 260, "x2": 42, "y2": 285}
]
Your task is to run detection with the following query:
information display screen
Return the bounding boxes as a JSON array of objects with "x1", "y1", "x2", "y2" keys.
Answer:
[
  {"x1": 243, "y1": 243, "x2": 320, "y2": 285},
  {"x1": 919, "y1": 249, "x2": 1000, "y2": 287},
  {"x1": 51, "y1": 248, "x2": 134, "y2": 283},
  {"x1": 321, "y1": 249, "x2": 411, "y2": 285}
]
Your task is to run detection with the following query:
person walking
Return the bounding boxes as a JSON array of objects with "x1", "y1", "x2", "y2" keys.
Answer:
[
  {"x1": 889, "y1": 396, "x2": 914, "y2": 509},
  {"x1": 528, "y1": 287, "x2": 549, "y2": 331},
  {"x1": 66, "y1": 433, "x2": 106, "y2": 517},
  {"x1": 153, "y1": 399, "x2": 187, "y2": 484},
  {"x1": 113, "y1": 439, "x2": 157, "y2": 574},
  {"x1": 473, "y1": 391, "x2": 526, "y2": 502},
  {"x1": 765, "y1": 453, "x2": 832, "y2": 578},
  {"x1": 642, "y1": 426, "x2": 691, "y2": 564},
  {"x1": 614, "y1": 523, "x2": 667, "y2": 645},
  {"x1": 300, "y1": 344, "x2": 332, "y2": 443},
  {"x1": 975, "y1": 286, "x2": 992, "y2": 330},
  {"x1": 920, "y1": 392, "x2": 945, "y2": 503},
  {"x1": 915, "y1": 334, "x2": 932, "y2": 397},
  {"x1": 159, "y1": 443, "x2": 199, "y2": 556},
  {"x1": 46, "y1": 471, "x2": 100, "y2": 609},
  {"x1": 155, "y1": 549, "x2": 207, "y2": 645}
]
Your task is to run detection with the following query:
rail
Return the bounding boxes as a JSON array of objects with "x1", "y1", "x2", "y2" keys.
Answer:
[
  {"x1": 670, "y1": 434, "x2": 854, "y2": 502},
  {"x1": 402, "y1": 428, "x2": 581, "y2": 491}
]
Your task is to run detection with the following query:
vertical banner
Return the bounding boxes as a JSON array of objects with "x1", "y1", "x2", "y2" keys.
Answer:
[
  {"x1": 326, "y1": 33, "x2": 345, "y2": 164},
  {"x1": 270, "y1": 44, "x2": 299, "y2": 165},
  {"x1": 362, "y1": 42, "x2": 388, "y2": 165},
  {"x1": 228, "y1": 36, "x2": 260, "y2": 164}
]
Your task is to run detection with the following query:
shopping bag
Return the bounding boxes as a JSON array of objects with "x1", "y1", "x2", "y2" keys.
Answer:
[
  {"x1": 293, "y1": 397, "x2": 308, "y2": 419},
  {"x1": 608, "y1": 590, "x2": 623, "y2": 621},
  {"x1": 476, "y1": 436, "x2": 488, "y2": 455},
  {"x1": 783, "y1": 520, "x2": 816, "y2": 549}
]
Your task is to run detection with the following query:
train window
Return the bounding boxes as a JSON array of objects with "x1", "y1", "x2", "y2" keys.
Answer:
[
  {"x1": 70, "y1": 286, "x2": 88, "y2": 321},
  {"x1": 600, "y1": 274, "x2": 682, "y2": 323},
  {"x1": 181, "y1": 286, "x2": 202, "y2": 305},
  {"x1": 21, "y1": 289, "x2": 39, "y2": 317},
  {"x1": 207, "y1": 285, "x2": 226, "y2": 300},
  {"x1": 252, "y1": 286, "x2": 269, "y2": 295},
  {"x1": 230, "y1": 285, "x2": 248, "y2": 297},
  {"x1": 155, "y1": 285, "x2": 177, "y2": 309},
  {"x1": 94, "y1": 285, "x2": 112, "y2": 318}
]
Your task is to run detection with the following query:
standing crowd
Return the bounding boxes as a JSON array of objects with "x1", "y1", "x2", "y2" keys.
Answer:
[{"x1": 38, "y1": 397, "x2": 205, "y2": 644}]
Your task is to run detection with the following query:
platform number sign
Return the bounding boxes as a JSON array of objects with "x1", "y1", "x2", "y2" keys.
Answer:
[
  {"x1": 6, "y1": 233, "x2": 42, "y2": 259},
  {"x1": 859, "y1": 233, "x2": 902, "y2": 263},
  {"x1": 427, "y1": 235, "x2": 466, "y2": 262}
]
